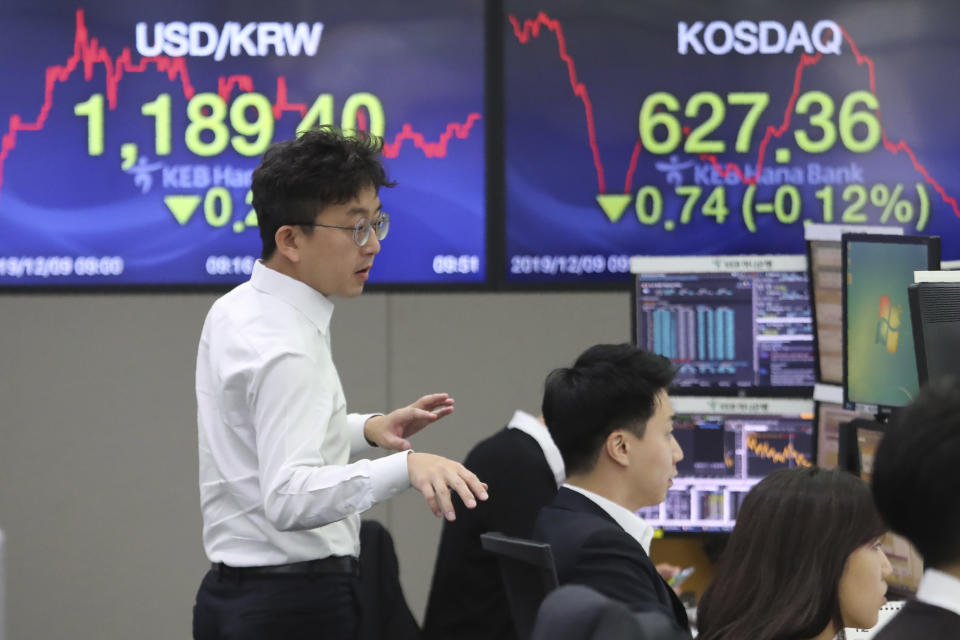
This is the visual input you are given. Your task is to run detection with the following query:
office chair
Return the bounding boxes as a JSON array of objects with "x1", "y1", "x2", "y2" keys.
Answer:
[
  {"x1": 358, "y1": 520, "x2": 421, "y2": 640},
  {"x1": 532, "y1": 584, "x2": 691, "y2": 640},
  {"x1": 480, "y1": 531, "x2": 559, "y2": 640}
]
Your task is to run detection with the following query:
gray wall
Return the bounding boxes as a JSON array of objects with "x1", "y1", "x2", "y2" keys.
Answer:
[{"x1": 0, "y1": 290, "x2": 630, "y2": 639}]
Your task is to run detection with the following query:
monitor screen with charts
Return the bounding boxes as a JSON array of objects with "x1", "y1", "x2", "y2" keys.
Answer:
[
  {"x1": 502, "y1": 0, "x2": 960, "y2": 286},
  {"x1": 632, "y1": 255, "x2": 814, "y2": 393},
  {"x1": 0, "y1": 0, "x2": 486, "y2": 288},
  {"x1": 637, "y1": 396, "x2": 814, "y2": 533}
]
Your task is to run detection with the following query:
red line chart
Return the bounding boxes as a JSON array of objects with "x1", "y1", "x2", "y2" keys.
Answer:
[
  {"x1": 507, "y1": 11, "x2": 960, "y2": 220},
  {"x1": 0, "y1": 9, "x2": 481, "y2": 198}
]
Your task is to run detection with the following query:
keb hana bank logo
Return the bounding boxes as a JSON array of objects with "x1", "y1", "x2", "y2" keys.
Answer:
[{"x1": 875, "y1": 295, "x2": 902, "y2": 354}]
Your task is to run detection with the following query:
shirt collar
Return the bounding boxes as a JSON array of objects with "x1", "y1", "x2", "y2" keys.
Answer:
[
  {"x1": 916, "y1": 568, "x2": 960, "y2": 618},
  {"x1": 250, "y1": 260, "x2": 334, "y2": 333},
  {"x1": 507, "y1": 410, "x2": 566, "y2": 488},
  {"x1": 562, "y1": 483, "x2": 655, "y2": 554}
]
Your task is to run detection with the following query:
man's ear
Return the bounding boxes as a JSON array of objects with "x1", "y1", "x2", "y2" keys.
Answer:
[
  {"x1": 604, "y1": 430, "x2": 631, "y2": 468},
  {"x1": 274, "y1": 226, "x2": 301, "y2": 263}
]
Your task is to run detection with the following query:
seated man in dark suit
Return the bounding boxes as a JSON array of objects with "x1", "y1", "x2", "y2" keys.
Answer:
[
  {"x1": 423, "y1": 410, "x2": 565, "y2": 640},
  {"x1": 532, "y1": 343, "x2": 690, "y2": 635},
  {"x1": 872, "y1": 377, "x2": 960, "y2": 639}
]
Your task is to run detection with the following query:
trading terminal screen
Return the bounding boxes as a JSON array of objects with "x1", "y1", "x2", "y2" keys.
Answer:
[
  {"x1": 638, "y1": 397, "x2": 814, "y2": 533},
  {"x1": 634, "y1": 257, "x2": 814, "y2": 391}
]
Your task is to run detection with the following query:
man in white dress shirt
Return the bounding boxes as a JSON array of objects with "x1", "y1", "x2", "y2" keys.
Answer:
[
  {"x1": 192, "y1": 127, "x2": 488, "y2": 640},
  {"x1": 872, "y1": 376, "x2": 960, "y2": 639}
]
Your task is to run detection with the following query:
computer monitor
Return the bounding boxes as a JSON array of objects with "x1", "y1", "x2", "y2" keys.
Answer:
[
  {"x1": 837, "y1": 420, "x2": 924, "y2": 598},
  {"x1": 632, "y1": 255, "x2": 814, "y2": 394},
  {"x1": 815, "y1": 400, "x2": 875, "y2": 470},
  {"x1": 909, "y1": 282, "x2": 960, "y2": 386},
  {"x1": 842, "y1": 234, "x2": 941, "y2": 412},
  {"x1": 805, "y1": 225, "x2": 903, "y2": 385},
  {"x1": 637, "y1": 396, "x2": 814, "y2": 533}
]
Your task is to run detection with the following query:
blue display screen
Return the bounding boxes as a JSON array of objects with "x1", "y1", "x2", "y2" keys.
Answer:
[
  {"x1": 0, "y1": 1, "x2": 485, "y2": 287},
  {"x1": 504, "y1": 0, "x2": 960, "y2": 283}
]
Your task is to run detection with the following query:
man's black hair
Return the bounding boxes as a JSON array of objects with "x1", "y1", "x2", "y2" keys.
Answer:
[
  {"x1": 251, "y1": 126, "x2": 396, "y2": 259},
  {"x1": 541, "y1": 343, "x2": 675, "y2": 475},
  {"x1": 872, "y1": 376, "x2": 960, "y2": 568}
]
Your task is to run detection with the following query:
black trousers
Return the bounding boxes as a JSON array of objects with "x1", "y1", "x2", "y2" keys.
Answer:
[{"x1": 193, "y1": 568, "x2": 362, "y2": 640}]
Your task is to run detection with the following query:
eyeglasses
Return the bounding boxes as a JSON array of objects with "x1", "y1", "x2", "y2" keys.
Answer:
[{"x1": 300, "y1": 212, "x2": 390, "y2": 247}]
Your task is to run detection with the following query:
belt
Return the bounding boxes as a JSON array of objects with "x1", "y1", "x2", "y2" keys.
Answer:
[{"x1": 213, "y1": 556, "x2": 360, "y2": 578}]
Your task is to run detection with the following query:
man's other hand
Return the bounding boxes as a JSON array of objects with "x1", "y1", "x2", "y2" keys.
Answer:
[
  {"x1": 407, "y1": 452, "x2": 488, "y2": 521},
  {"x1": 364, "y1": 393, "x2": 455, "y2": 450}
]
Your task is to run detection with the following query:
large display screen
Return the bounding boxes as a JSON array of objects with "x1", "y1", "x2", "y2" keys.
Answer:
[
  {"x1": 504, "y1": 0, "x2": 960, "y2": 283},
  {"x1": 637, "y1": 397, "x2": 815, "y2": 533},
  {"x1": 0, "y1": 1, "x2": 485, "y2": 288}
]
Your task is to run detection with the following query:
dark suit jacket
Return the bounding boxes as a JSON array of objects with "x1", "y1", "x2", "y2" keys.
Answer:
[
  {"x1": 532, "y1": 487, "x2": 690, "y2": 634},
  {"x1": 423, "y1": 427, "x2": 559, "y2": 640},
  {"x1": 872, "y1": 601, "x2": 960, "y2": 639}
]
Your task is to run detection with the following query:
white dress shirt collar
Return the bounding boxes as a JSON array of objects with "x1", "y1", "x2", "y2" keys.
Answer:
[
  {"x1": 916, "y1": 568, "x2": 960, "y2": 618},
  {"x1": 507, "y1": 410, "x2": 566, "y2": 488},
  {"x1": 562, "y1": 483, "x2": 655, "y2": 555},
  {"x1": 251, "y1": 260, "x2": 334, "y2": 334}
]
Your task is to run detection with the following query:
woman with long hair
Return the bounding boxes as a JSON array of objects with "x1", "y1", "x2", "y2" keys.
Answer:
[{"x1": 697, "y1": 467, "x2": 892, "y2": 640}]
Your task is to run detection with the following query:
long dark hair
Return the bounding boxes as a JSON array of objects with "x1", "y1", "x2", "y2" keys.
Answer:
[{"x1": 697, "y1": 468, "x2": 886, "y2": 640}]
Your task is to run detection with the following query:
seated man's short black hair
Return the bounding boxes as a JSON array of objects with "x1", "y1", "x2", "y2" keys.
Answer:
[
  {"x1": 872, "y1": 376, "x2": 960, "y2": 568},
  {"x1": 541, "y1": 343, "x2": 675, "y2": 476}
]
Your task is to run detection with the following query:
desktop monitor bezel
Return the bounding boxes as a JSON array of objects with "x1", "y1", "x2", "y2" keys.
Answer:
[{"x1": 841, "y1": 234, "x2": 941, "y2": 414}]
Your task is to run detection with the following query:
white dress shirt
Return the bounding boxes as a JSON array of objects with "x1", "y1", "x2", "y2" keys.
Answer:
[
  {"x1": 562, "y1": 484, "x2": 655, "y2": 554},
  {"x1": 506, "y1": 410, "x2": 566, "y2": 488},
  {"x1": 196, "y1": 261, "x2": 410, "y2": 566},
  {"x1": 916, "y1": 568, "x2": 960, "y2": 618}
]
